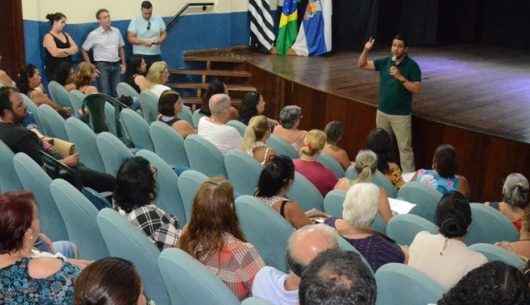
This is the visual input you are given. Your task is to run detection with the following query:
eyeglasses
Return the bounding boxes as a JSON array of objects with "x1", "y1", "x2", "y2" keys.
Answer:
[{"x1": 147, "y1": 21, "x2": 151, "y2": 31}]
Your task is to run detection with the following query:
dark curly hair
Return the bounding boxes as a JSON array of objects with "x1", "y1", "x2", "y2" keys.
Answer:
[
  {"x1": 239, "y1": 91, "x2": 261, "y2": 125},
  {"x1": 16, "y1": 64, "x2": 39, "y2": 95},
  {"x1": 113, "y1": 157, "x2": 157, "y2": 213},
  {"x1": 433, "y1": 144, "x2": 458, "y2": 178},
  {"x1": 438, "y1": 261, "x2": 530, "y2": 305},
  {"x1": 366, "y1": 128, "x2": 398, "y2": 174},
  {"x1": 435, "y1": 191, "x2": 472, "y2": 238}
]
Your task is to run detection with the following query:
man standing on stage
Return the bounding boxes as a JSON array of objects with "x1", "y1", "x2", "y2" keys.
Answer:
[{"x1": 358, "y1": 34, "x2": 421, "y2": 173}]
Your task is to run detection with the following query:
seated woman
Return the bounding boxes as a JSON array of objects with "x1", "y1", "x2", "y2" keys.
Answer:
[
  {"x1": 74, "y1": 257, "x2": 149, "y2": 305},
  {"x1": 255, "y1": 155, "x2": 312, "y2": 228},
  {"x1": 179, "y1": 177, "x2": 265, "y2": 300},
  {"x1": 136, "y1": 61, "x2": 171, "y2": 98},
  {"x1": 114, "y1": 157, "x2": 181, "y2": 250},
  {"x1": 241, "y1": 115, "x2": 276, "y2": 164},
  {"x1": 322, "y1": 120, "x2": 352, "y2": 170},
  {"x1": 0, "y1": 191, "x2": 81, "y2": 305},
  {"x1": 158, "y1": 90, "x2": 195, "y2": 138},
  {"x1": 486, "y1": 173, "x2": 529, "y2": 231},
  {"x1": 74, "y1": 62, "x2": 98, "y2": 95},
  {"x1": 125, "y1": 55, "x2": 147, "y2": 93},
  {"x1": 366, "y1": 128, "x2": 404, "y2": 189},
  {"x1": 437, "y1": 261, "x2": 530, "y2": 305},
  {"x1": 273, "y1": 105, "x2": 307, "y2": 151},
  {"x1": 497, "y1": 206, "x2": 530, "y2": 260},
  {"x1": 324, "y1": 182, "x2": 406, "y2": 271},
  {"x1": 408, "y1": 191, "x2": 487, "y2": 290},
  {"x1": 293, "y1": 129, "x2": 338, "y2": 196},
  {"x1": 335, "y1": 150, "x2": 393, "y2": 224},
  {"x1": 199, "y1": 79, "x2": 238, "y2": 119},
  {"x1": 238, "y1": 91, "x2": 277, "y2": 126},
  {"x1": 413, "y1": 144, "x2": 470, "y2": 197},
  {"x1": 0, "y1": 55, "x2": 16, "y2": 87},
  {"x1": 16, "y1": 64, "x2": 70, "y2": 117},
  {"x1": 54, "y1": 61, "x2": 76, "y2": 91}
]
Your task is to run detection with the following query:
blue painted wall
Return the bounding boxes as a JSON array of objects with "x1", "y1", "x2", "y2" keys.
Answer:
[{"x1": 24, "y1": 11, "x2": 249, "y2": 70}]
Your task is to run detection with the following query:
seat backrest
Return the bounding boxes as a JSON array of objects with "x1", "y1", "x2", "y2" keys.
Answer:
[
  {"x1": 178, "y1": 105, "x2": 194, "y2": 126},
  {"x1": 104, "y1": 102, "x2": 118, "y2": 136},
  {"x1": 224, "y1": 150, "x2": 261, "y2": 195},
  {"x1": 120, "y1": 108, "x2": 154, "y2": 150},
  {"x1": 399, "y1": 181, "x2": 443, "y2": 223},
  {"x1": 235, "y1": 195, "x2": 294, "y2": 272},
  {"x1": 345, "y1": 164, "x2": 358, "y2": 180},
  {"x1": 227, "y1": 120, "x2": 247, "y2": 137},
  {"x1": 48, "y1": 80, "x2": 72, "y2": 108},
  {"x1": 96, "y1": 132, "x2": 133, "y2": 176},
  {"x1": 386, "y1": 214, "x2": 439, "y2": 246},
  {"x1": 68, "y1": 90, "x2": 85, "y2": 114},
  {"x1": 241, "y1": 297, "x2": 273, "y2": 305},
  {"x1": 177, "y1": 170, "x2": 208, "y2": 223},
  {"x1": 50, "y1": 179, "x2": 108, "y2": 260},
  {"x1": 323, "y1": 189, "x2": 386, "y2": 234},
  {"x1": 37, "y1": 104, "x2": 68, "y2": 140},
  {"x1": 373, "y1": 171, "x2": 398, "y2": 198},
  {"x1": 83, "y1": 93, "x2": 110, "y2": 133},
  {"x1": 375, "y1": 263, "x2": 444, "y2": 305},
  {"x1": 65, "y1": 117, "x2": 106, "y2": 172},
  {"x1": 192, "y1": 109, "x2": 205, "y2": 128},
  {"x1": 0, "y1": 140, "x2": 22, "y2": 192},
  {"x1": 317, "y1": 154, "x2": 345, "y2": 178},
  {"x1": 136, "y1": 150, "x2": 186, "y2": 225},
  {"x1": 287, "y1": 172, "x2": 324, "y2": 211},
  {"x1": 465, "y1": 203, "x2": 519, "y2": 245},
  {"x1": 149, "y1": 121, "x2": 189, "y2": 168},
  {"x1": 139, "y1": 91, "x2": 159, "y2": 123},
  {"x1": 97, "y1": 208, "x2": 170, "y2": 305},
  {"x1": 13, "y1": 153, "x2": 68, "y2": 240},
  {"x1": 21, "y1": 93, "x2": 42, "y2": 128},
  {"x1": 159, "y1": 248, "x2": 240, "y2": 305},
  {"x1": 184, "y1": 134, "x2": 227, "y2": 177},
  {"x1": 266, "y1": 134, "x2": 298, "y2": 159},
  {"x1": 117, "y1": 82, "x2": 140, "y2": 98},
  {"x1": 468, "y1": 243, "x2": 525, "y2": 269}
]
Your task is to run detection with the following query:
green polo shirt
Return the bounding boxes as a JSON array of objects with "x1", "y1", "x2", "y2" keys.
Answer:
[{"x1": 374, "y1": 55, "x2": 421, "y2": 115}]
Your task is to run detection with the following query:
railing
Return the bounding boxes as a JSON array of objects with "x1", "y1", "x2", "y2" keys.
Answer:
[{"x1": 166, "y1": 2, "x2": 215, "y2": 30}]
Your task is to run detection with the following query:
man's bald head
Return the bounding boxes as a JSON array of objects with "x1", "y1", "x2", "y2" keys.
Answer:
[
  {"x1": 287, "y1": 224, "x2": 339, "y2": 276},
  {"x1": 209, "y1": 93, "x2": 231, "y2": 117}
]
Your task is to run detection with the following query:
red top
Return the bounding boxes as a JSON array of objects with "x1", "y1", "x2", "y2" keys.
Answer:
[{"x1": 294, "y1": 159, "x2": 338, "y2": 196}]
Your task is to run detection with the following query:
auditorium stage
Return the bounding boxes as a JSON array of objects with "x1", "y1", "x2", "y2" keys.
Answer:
[{"x1": 229, "y1": 45, "x2": 530, "y2": 201}]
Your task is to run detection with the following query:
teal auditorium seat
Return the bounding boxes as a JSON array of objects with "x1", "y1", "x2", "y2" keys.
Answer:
[
  {"x1": 399, "y1": 181, "x2": 442, "y2": 222},
  {"x1": 177, "y1": 170, "x2": 208, "y2": 223},
  {"x1": 65, "y1": 117, "x2": 106, "y2": 172},
  {"x1": 178, "y1": 105, "x2": 194, "y2": 126},
  {"x1": 159, "y1": 248, "x2": 240, "y2": 305},
  {"x1": 139, "y1": 91, "x2": 159, "y2": 123},
  {"x1": 235, "y1": 195, "x2": 294, "y2": 272},
  {"x1": 38, "y1": 104, "x2": 68, "y2": 140},
  {"x1": 117, "y1": 82, "x2": 140, "y2": 99},
  {"x1": 50, "y1": 179, "x2": 108, "y2": 260},
  {"x1": 241, "y1": 298, "x2": 273, "y2": 305},
  {"x1": 120, "y1": 108, "x2": 154, "y2": 151},
  {"x1": 21, "y1": 93, "x2": 42, "y2": 128},
  {"x1": 318, "y1": 154, "x2": 345, "y2": 178},
  {"x1": 68, "y1": 90, "x2": 85, "y2": 114},
  {"x1": 465, "y1": 203, "x2": 519, "y2": 245},
  {"x1": 184, "y1": 135, "x2": 227, "y2": 177},
  {"x1": 345, "y1": 167, "x2": 398, "y2": 198},
  {"x1": 97, "y1": 208, "x2": 170, "y2": 305},
  {"x1": 192, "y1": 109, "x2": 206, "y2": 128},
  {"x1": 0, "y1": 140, "x2": 22, "y2": 192},
  {"x1": 287, "y1": 172, "x2": 324, "y2": 211},
  {"x1": 469, "y1": 243, "x2": 525, "y2": 269},
  {"x1": 150, "y1": 121, "x2": 189, "y2": 168},
  {"x1": 375, "y1": 263, "x2": 444, "y2": 305},
  {"x1": 96, "y1": 132, "x2": 133, "y2": 176},
  {"x1": 48, "y1": 80, "x2": 73, "y2": 109},
  {"x1": 13, "y1": 153, "x2": 68, "y2": 241},
  {"x1": 136, "y1": 150, "x2": 187, "y2": 225},
  {"x1": 227, "y1": 120, "x2": 247, "y2": 137},
  {"x1": 266, "y1": 134, "x2": 298, "y2": 159},
  {"x1": 224, "y1": 150, "x2": 261, "y2": 195},
  {"x1": 386, "y1": 214, "x2": 439, "y2": 246}
]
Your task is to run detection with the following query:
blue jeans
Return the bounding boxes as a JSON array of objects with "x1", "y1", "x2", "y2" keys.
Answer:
[
  {"x1": 35, "y1": 239, "x2": 79, "y2": 259},
  {"x1": 96, "y1": 61, "x2": 121, "y2": 97}
]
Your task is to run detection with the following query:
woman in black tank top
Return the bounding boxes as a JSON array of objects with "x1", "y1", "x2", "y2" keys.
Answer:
[{"x1": 42, "y1": 12, "x2": 78, "y2": 81}]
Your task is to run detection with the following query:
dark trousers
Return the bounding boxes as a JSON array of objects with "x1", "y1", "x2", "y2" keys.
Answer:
[
  {"x1": 95, "y1": 61, "x2": 121, "y2": 97},
  {"x1": 140, "y1": 54, "x2": 163, "y2": 71}
]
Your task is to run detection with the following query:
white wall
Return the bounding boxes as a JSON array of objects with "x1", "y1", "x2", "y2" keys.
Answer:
[{"x1": 22, "y1": 0, "x2": 254, "y2": 22}]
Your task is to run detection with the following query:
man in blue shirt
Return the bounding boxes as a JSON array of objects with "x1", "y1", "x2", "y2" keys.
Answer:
[{"x1": 128, "y1": 1, "x2": 167, "y2": 69}]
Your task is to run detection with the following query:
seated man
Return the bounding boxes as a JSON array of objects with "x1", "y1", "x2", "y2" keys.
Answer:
[
  {"x1": 0, "y1": 86, "x2": 115, "y2": 193},
  {"x1": 252, "y1": 224, "x2": 339, "y2": 305},
  {"x1": 197, "y1": 93, "x2": 242, "y2": 153},
  {"x1": 299, "y1": 249, "x2": 376, "y2": 305}
]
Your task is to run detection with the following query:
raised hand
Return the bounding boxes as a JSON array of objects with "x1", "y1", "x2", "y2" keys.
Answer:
[{"x1": 364, "y1": 37, "x2": 375, "y2": 51}]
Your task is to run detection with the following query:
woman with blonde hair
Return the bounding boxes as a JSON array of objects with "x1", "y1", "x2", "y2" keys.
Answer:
[
  {"x1": 242, "y1": 115, "x2": 275, "y2": 164},
  {"x1": 293, "y1": 129, "x2": 338, "y2": 196},
  {"x1": 137, "y1": 61, "x2": 171, "y2": 97},
  {"x1": 74, "y1": 62, "x2": 98, "y2": 94},
  {"x1": 179, "y1": 177, "x2": 265, "y2": 300},
  {"x1": 335, "y1": 150, "x2": 393, "y2": 223}
]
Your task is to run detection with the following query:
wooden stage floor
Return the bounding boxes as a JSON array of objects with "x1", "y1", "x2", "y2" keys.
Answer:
[{"x1": 237, "y1": 45, "x2": 530, "y2": 144}]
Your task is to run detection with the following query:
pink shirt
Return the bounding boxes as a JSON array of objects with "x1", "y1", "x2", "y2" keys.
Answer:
[{"x1": 293, "y1": 159, "x2": 338, "y2": 196}]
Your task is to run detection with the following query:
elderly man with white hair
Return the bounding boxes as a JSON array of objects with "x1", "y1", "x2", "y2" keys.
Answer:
[
  {"x1": 324, "y1": 182, "x2": 406, "y2": 271},
  {"x1": 197, "y1": 93, "x2": 242, "y2": 153},
  {"x1": 251, "y1": 224, "x2": 339, "y2": 305}
]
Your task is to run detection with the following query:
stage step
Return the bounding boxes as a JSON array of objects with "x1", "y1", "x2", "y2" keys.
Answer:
[
  {"x1": 169, "y1": 82, "x2": 256, "y2": 92},
  {"x1": 169, "y1": 68, "x2": 251, "y2": 78},
  {"x1": 184, "y1": 55, "x2": 246, "y2": 64}
]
